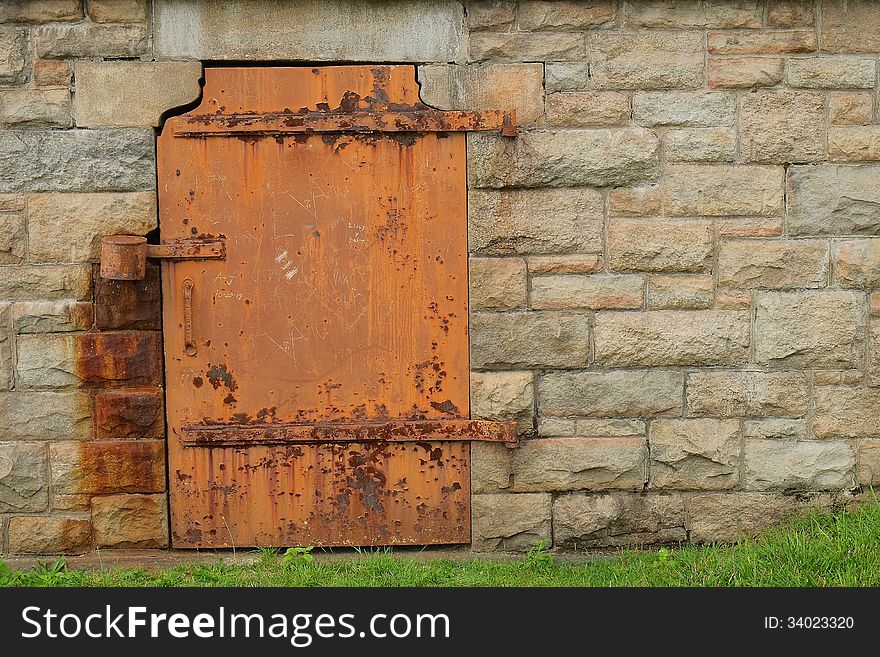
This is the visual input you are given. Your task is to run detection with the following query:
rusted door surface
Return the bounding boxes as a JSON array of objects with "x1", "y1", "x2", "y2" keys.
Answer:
[{"x1": 158, "y1": 66, "x2": 515, "y2": 548}]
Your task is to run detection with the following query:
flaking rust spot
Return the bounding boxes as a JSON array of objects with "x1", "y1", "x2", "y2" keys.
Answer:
[{"x1": 206, "y1": 363, "x2": 237, "y2": 391}]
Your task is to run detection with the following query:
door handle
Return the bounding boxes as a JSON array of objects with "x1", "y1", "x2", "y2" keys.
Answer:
[{"x1": 183, "y1": 278, "x2": 196, "y2": 357}]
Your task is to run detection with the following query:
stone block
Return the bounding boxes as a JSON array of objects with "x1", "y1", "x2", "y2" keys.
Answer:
[
  {"x1": 649, "y1": 419, "x2": 740, "y2": 490},
  {"x1": 49, "y1": 440, "x2": 166, "y2": 495},
  {"x1": 94, "y1": 264, "x2": 162, "y2": 330},
  {"x1": 766, "y1": 1, "x2": 815, "y2": 27},
  {"x1": 466, "y1": 1, "x2": 515, "y2": 31},
  {"x1": 708, "y1": 30, "x2": 816, "y2": 54},
  {"x1": 686, "y1": 371, "x2": 810, "y2": 417},
  {"x1": 813, "y1": 386, "x2": 880, "y2": 438},
  {"x1": 471, "y1": 442, "x2": 512, "y2": 493},
  {"x1": 35, "y1": 23, "x2": 148, "y2": 58},
  {"x1": 0, "y1": 391, "x2": 92, "y2": 440},
  {"x1": 87, "y1": 0, "x2": 149, "y2": 23},
  {"x1": 608, "y1": 219, "x2": 713, "y2": 272},
  {"x1": 7, "y1": 516, "x2": 91, "y2": 554},
  {"x1": 820, "y1": 0, "x2": 880, "y2": 52},
  {"x1": 858, "y1": 439, "x2": 880, "y2": 485},
  {"x1": 469, "y1": 258, "x2": 527, "y2": 310},
  {"x1": 0, "y1": 211, "x2": 24, "y2": 264},
  {"x1": 664, "y1": 128, "x2": 736, "y2": 162},
  {"x1": 786, "y1": 56, "x2": 876, "y2": 89},
  {"x1": 787, "y1": 165, "x2": 880, "y2": 235},
  {"x1": 624, "y1": 1, "x2": 762, "y2": 28},
  {"x1": 740, "y1": 91, "x2": 826, "y2": 163},
  {"x1": 539, "y1": 369, "x2": 683, "y2": 417},
  {"x1": 518, "y1": 1, "x2": 616, "y2": 29},
  {"x1": 470, "y1": 371, "x2": 534, "y2": 427},
  {"x1": 545, "y1": 92, "x2": 630, "y2": 127},
  {"x1": 471, "y1": 493, "x2": 551, "y2": 551},
  {"x1": 0, "y1": 88, "x2": 70, "y2": 128},
  {"x1": 0, "y1": 26, "x2": 28, "y2": 85},
  {"x1": 470, "y1": 311, "x2": 590, "y2": 369},
  {"x1": 647, "y1": 275, "x2": 714, "y2": 310},
  {"x1": 833, "y1": 240, "x2": 880, "y2": 288},
  {"x1": 828, "y1": 92, "x2": 874, "y2": 125},
  {"x1": 743, "y1": 439, "x2": 857, "y2": 490},
  {"x1": 585, "y1": 31, "x2": 704, "y2": 89},
  {"x1": 0, "y1": 265, "x2": 92, "y2": 301},
  {"x1": 91, "y1": 493, "x2": 168, "y2": 548},
  {"x1": 717, "y1": 239, "x2": 829, "y2": 289},
  {"x1": 13, "y1": 300, "x2": 93, "y2": 334},
  {"x1": 94, "y1": 388, "x2": 164, "y2": 440},
  {"x1": 469, "y1": 32, "x2": 585, "y2": 61},
  {"x1": 530, "y1": 274, "x2": 644, "y2": 310},
  {"x1": 633, "y1": 91, "x2": 735, "y2": 127},
  {"x1": 828, "y1": 126, "x2": 880, "y2": 162},
  {"x1": 0, "y1": 1, "x2": 83, "y2": 22},
  {"x1": 0, "y1": 441, "x2": 48, "y2": 512},
  {"x1": 708, "y1": 57, "x2": 783, "y2": 88}
]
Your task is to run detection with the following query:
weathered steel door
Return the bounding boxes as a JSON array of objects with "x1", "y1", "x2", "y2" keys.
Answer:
[{"x1": 157, "y1": 66, "x2": 516, "y2": 548}]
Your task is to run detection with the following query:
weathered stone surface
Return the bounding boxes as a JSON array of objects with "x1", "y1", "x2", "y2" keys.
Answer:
[
  {"x1": 470, "y1": 370, "x2": 534, "y2": 427},
  {"x1": 527, "y1": 254, "x2": 603, "y2": 274},
  {"x1": 0, "y1": 1, "x2": 83, "y2": 22},
  {"x1": 470, "y1": 311, "x2": 590, "y2": 369},
  {"x1": 531, "y1": 274, "x2": 644, "y2": 310},
  {"x1": 52, "y1": 494, "x2": 91, "y2": 512},
  {"x1": 594, "y1": 310, "x2": 751, "y2": 367},
  {"x1": 743, "y1": 439, "x2": 857, "y2": 490},
  {"x1": 813, "y1": 369, "x2": 864, "y2": 386},
  {"x1": 91, "y1": 493, "x2": 168, "y2": 549},
  {"x1": 828, "y1": 126, "x2": 880, "y2": 162},
  {"x1": 553, "y1": 492, "x2": 686, "y2": 548},
  {"x1": 545, "y1": 91, "x2": 630, "y2": 127},
  {"x1": 0, "y1": 211, "x2": 24, "y2": 264},
  {"x1": 469, "y1": 258, "x2": 527, "y2": 310},
  {"x1": 649, "y1": 419, "x2": 740, "y2": 490},
  {"x1": 466, "y1": 1, "x2": 515, "y2": 30},
  {"x1": 0, "y1": 129, "x2": 155, "y2": 193},
  {"x1": 871, "y1": 323, "x2": 880, "y2": 387},
  {"x1": 585, "y1": 31, "x2": 704, "y2": 89},
  {"x1": 16, "y1": 332, "x2": 163, "y2": 389},
  {"x1": 49, "y1": 440, "x2": 166, "y2": 495},
  {"x1": 540, "y1": 370, "x2": 683, "y2": 417},
  {"x1": 610, "y1": 165, "x2": 784, "y2": 217},
  {"x1": 33, "y1": 59, "x2": 71, "y2": 87},
  {"x1": 468, "y1": 188, "x2": 603, "y2": 255},
  {"x1": 7, "y1": 516, "x2": 91, "y2": 554},
  {"x1": 688, "y1": 492, "x2": 832, "y2": 543},
  {"x1": 468, "y1": 129, "x2": 660, "y2": 188},
  {"x1": 787, "y1": 165, "x2": 880, "y2": 235},
  {"x1": 0, "y1": 391, "x2": 92, "y2": 440},
  {"x1": 469, "y1": 32, "x2": 585, "y2": 62},
  {"x1": 0, "y1": 26, "x2": 28, "y2": 84},
  {"x1": 27, "y1": 192, "x2": 156, "y2": 263},
  {"x1": 75, "y1": 61, "x2": 202, "y2": 127},
  {"x1": 754, "y1": 291, "x2": 866, "y2": 368},
  {"x1": 471, "y1": 442, "x2": 512, "y2": 493},
  {"x1": 717, "y1": 216, "x2": 784, "y2": 238},
  {"x1": 0, "y1": 265, "x2": 91, "y2": 301},
  {"x1": 87, "y1": 0, "x2": 149, "y2": 23},
  {"x1": 828, "y1": 91, "x2": 874, "y2": 125},
  {"x1": 418, "y1": 63, "x2": 543, "y2": 125},
  {"x1": 472, "y1": 493, "x2": 551, "y2": 551},
  {"x1": 156, "y1": 0, "x2": 464, "y2": 61},
  {"x1": 767, "y1": 0, "x2": 815, "y2": 27},
  {"x1": 708, "y1": 30, "x2": 816, "y2": 54},
  {"x1": 519, "y1": 1, "x2": 615, "y2": 29},
  {"x1": 820, "y1": 0, "x2": 880, "y2": 53},
  {"x1": 715, "y1": 289, "x2": 753, "y2": 309},
  {"x1": 0, "y1": 305, "x2": 11, "y2": 390},
  {"x1": 545, "y1": 62, "x2": 590, "y2": 92},
  {"x1": 786, "y1": 57, "x2": 876, "y2": 89},
  {"x1": 872, "y1": 292, "x2": 880, "y2": 315},
  {"x1": 35, "y1": 23, "x2": 148, "y2": 59},
  {"x1": 834, "y1": 240, "x2": 880, "y2": 288},
  {"x1": 743, "y1": 418, "x2": 808, "y2": 440},
  {"x1": 717, "y1": 239, "x2": 829, "y2": 289},
  {"x1": 0, "y1": 89, "x2": 70, "y2": 128},
  {"x1": 647, "y1": 274, "x2": 714, "y2": 309},
  {"x1": 13, "y1": 301, "x2": 92, "y2": 334},
  {"x1": 813, "y1": 386, "x2": 880, "y2": 438},
  {"x1": 858, "y1": 439, "x2": 880, "y2": 485},
  {"x1": 573, "y1": 419, "x2": 647, "y2": 438},
  {"x1": 608, "y1": 219, "x2": 713, "y2": 272},
  {"x1": 687, "y1": 371, "x2": 810, "y2": 418},
  {"x1": 0, "y1": 442, "x2": 48, "y2": 512},
  {"x1": 708, "y1": 57, "x2": 784, "y2": 88},
  {"x1": 512, "y1": 437, "x2": 647, "y2": 492},
  {"x1": 94, "y1": 264, "x2": 161, "y2": 330},
  {"x1": 740, "y1": 92, "x2": 826, "y2": 163},
  {"x1": 664, "y1": 128, "x2": 736, "y2": 162},
  {"x1": 625, "y1": 1, "x2": 762, "y2": 28},
  {"x1": 94, "y1": 389, "x2": 164, "y2": 439},
  {"x1": 633, "y1": 91, "x2": 735, "y2": 127}
]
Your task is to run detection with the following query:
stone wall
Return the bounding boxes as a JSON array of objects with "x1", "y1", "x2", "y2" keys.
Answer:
[{"x1": 1, "y1": 0, "x2": 879, "y2": 554}]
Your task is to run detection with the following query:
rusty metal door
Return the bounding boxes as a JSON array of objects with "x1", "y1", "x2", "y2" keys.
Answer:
[{"x1": 157, "y1": 66, "x2": 516, "y2": 548}]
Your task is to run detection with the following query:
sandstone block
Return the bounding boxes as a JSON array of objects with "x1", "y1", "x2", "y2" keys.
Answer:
[
  {"x1": 0, "y1": 265, "x2": 92, "y2": 301},
  {"x1": 708, "y1": 30, "x2": 815, "y2": 54},
  {"x1": 518, "y1": 1, "x2": 616, "y2": 29},
  {"x1": 468, "y1": 129, "x2": 660, "y2": 188},
  {"x1": 469, "y1": 258, "x2": 527, "y2": 310},
  {"x1": 468, "y1": 188, "x2": 603, "y2": 255},
  {"x1": 545, "y1": 92, "x2": 630, "y2": 127},
  {"x1": 0, "y1": 441, "x2": 48, "y2": 512},
  {"x1": 0, "y1": 129, "x2": 155, "y2": 193},
  {"x1": 664, "y1": 128, "x2": 736, "y2": 162},
  {"x1": 828, "y1": 126, "x2": 880, "y2": 162},
  {"x1": 13, "y1": 300, "x2": 92, "y2": 333},
  {"x1": 0, "y1": 211, "x2": 24, "y2": 264},
  {"x1": 767, "y1": 1, "x2": 815, "y2": 27},
  {"x1": 75, "y1": 61, "x2": 203, "y2": 127},
  {"x1": 633, "y1": 91, "x2": 735, "y2": 127},
  {"x1": 33, "y1": 60, "x2": 72, "y2": 88},
  {"x1": 0, "y1": 1, "x2": 83, "y2": 22},
  {"x1": 35, "y1": 23, "x2": 148, "y2": 59},
  {"x1": 466, "y1": 1, "x2": 515, "y2": 30},
  {"x1": 531, "y1": 274, "x2": 644, "y2": 310},
  {"x1": 608, "y1": 219, "x2": 713, "y2": 272},
  {"x1": 594, "y1": 310, "x2": 751, "y2": 367},
  {"x1": 717, "y1": 239, "x2": 829, "y2": 289},
  {"x1": 49, "y1": 440, "x2": 166, "y2": 495},
  {"x1": 511, "y1": 437, "x2": 647, "y2": 492},
  {"x1": 585, "y1": 31, "x2": 704, "y2": 89},
  {"x1": 687, "y1": 371, "x2": 810, "y2": 417},
  {"x1": 527, "y1": 254, "x2": 603, "y2": 274},
  {"x1": 786, "y1": 57, "x2": 876, "y2": 89},
  {"x1": 0, "y1": 89, "x2": 70, "y2": 128},
  {"x1": 708, "y1": 57, "x2": 784, "y2": 88},
  {"x1": 834, "y1": 240, "x2": 880, "y2": 287},
  {"x1": 469, "y1": 32, "x2": 584, "y2": 61},
  {"x1": 7, "y1": 516, "x2": 91, "y2": 554},
  {"x1": 858, "y1": 439, "x2": 880, "y2": 485},
  {"x1": 787, "y1": 165, "x2": 880, "y2": 235},
  {"x1": 0, "y1": 391, "x2": 92, "y2": 440},
  {"x1": 743, "y1": 418, "x2": 808, "y2": 440},
  {"x1": 828, "y1": 92, "x2": 873, "y2": 125},
  {"x1": 871, "y1": 323, "x2": 880, "y2": 387},
  {"x1": 545, "y1": 62, "x2": 590, "y2": 92},
  {"x1": 0, "y1": 26, "x2": 28, "y2": 85},
  {"x1": 27, "y1": 192, "x2": 156, "y2": 263},
  {"x1": 649, "y1": 419, "x2": 740, "y2": 490},
  {"x1": 820, "y1": 0, "x2": 880, "y2": 53},
  {"x1": 754, "y1": 291, "x2": 866, "y2": 368},
  {"x1": 91, "y1": 493, "x2": 168, "y2": 548},
  {"x1": 0, "y1": 306, "x2": 11, "y2": 390},
  {"x1": 470, "y1": 370, "x2": 534, "y2": 427},
  {"x1": 553, "y1": 492, "x2": 686, "y2": 548},
  {"x1": 813, "y1": 386, "x2": 880, "y2": 438},
  {"x1": 624, "y1": 1, "x2": 762, "y2": 28},
  {"x1": 740, "y1": 91, "x2": 826, "y2": 163},
  {"x1": 418, "y1": 63, "x2": 544, "y2": 125},
  {"x1": 472, "y1": 493, "x2": 551, "y2": 551},
  {"x1": 471, "y1": 442, "x2": 512, "y2": 493},
  {"x1": 94, "y1": 389, "x2": 164, "y2": 440},
  {"x1": 743, "y1": 439, "x2": 856, "y2": 490},
  {"x1": 470, "y1": 311, "x2": 590, "y2": 369},
  {"x1": 647, "y1": 275, "x2": 714, "y2": 310},
  {"x1": 87, "y1": 0, "x2": 149, "y2": 23},
  {"x1": 94, "y1": 264, "x2": 161, "y2": 330},
  {"x1": 539, "y1": 369, "x2": 683, "y2": 417}
]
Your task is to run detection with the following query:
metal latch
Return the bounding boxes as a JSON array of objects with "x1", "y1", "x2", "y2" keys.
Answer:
[{"x1": 99, "y1": 235, "x2": 226, "y2": 280}]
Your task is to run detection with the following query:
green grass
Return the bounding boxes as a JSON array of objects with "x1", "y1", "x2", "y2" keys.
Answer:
[{"x1": 3, "y1": 500, "x2": 879, "y2": 587}]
